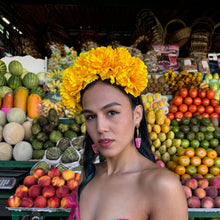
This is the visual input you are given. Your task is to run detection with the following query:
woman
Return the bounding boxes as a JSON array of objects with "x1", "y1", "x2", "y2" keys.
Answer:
[{"x1": 61, "y1": 46, "x2": 188, "y2": 220}]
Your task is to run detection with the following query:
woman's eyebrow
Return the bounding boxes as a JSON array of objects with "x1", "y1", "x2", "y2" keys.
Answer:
[{"x1": 82, "y1": 102, "x2": 121, "y2": 114}]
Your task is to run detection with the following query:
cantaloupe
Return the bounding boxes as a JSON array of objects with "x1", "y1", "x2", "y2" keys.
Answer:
[
  {"x1": 0, "y1": 110, "x2": 7, "y2": 126},
  {"x1": 13, "y1": 141, "x2": 33, "y2": 161},
  {"x1": 7, "y1": 108, "x2": 26, "y2": 124},
  {"x1": 3, "y1": 122, "x2": 25, "y2": 145},
  {"x1": 0, "y1": 142, "x2": 13, "y2": 161}
]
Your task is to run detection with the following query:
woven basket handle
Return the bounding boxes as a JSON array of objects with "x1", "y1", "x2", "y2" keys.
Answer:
[{"x1": 164, "y1": 19, "x2": 186, "y2": 36}]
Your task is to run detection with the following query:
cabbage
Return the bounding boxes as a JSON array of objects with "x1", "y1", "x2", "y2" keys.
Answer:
[
  {"x1": 37, "y1": 72, "x2": 46, "y2": 85},
  {"x1": 0, "y1": 86, "x2": 13, "y2": 98}
]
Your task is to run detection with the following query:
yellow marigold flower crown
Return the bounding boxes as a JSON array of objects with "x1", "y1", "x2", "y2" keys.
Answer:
[{"x1": 61, "y1": 46, "x2": 148, "y2": 112}]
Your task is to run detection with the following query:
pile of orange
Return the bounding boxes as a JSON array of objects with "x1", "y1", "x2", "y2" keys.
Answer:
[{"x1": 166, "y1": 147, "x2": 220, "y2": 180}]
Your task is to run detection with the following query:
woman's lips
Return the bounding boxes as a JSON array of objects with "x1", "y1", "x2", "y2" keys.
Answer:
[{"x1": 98, "y1": 139, "x2": 113, "y2": 148}]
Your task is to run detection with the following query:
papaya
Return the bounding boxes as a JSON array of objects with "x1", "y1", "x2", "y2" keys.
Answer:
[
  {"x1": 1, "y1": 92, "x2": 14, "y2": 110},
  {"x1": 27, "y1": 94, "x2": 42, "y2": 119},
  {"x1": 14, "y1": 87, "x2": 28, "y2": 114}
]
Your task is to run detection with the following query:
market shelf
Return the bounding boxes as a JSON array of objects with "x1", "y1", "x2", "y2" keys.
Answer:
[
  {"x1": 0, "y1": 161, "x2": 37, "y2": 168},
  {"x1": 188, "y1": 208, "x2": 220, "y2": 217}
]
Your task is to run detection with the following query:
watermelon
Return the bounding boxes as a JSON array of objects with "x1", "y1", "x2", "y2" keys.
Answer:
[
  {"x1": 0, "y1": 75, "x2": 7, "y2": 86},
  {"x1": 22, "y1": 72, "x2": 39, "y2": 89},
  {"x1": 30, "y1": 86, "x2": 46, "y2": 99},
  {"x1": 0, "y1": 60, "x2": 7, "y2": 75},
  {"x1": 8, "y1": 75, "x2": 22, "y2": 89},
  {"x1": 8, "y1": 60, "x2": 23, "y2": 76}
]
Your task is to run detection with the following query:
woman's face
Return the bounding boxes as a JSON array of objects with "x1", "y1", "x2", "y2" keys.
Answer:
[{"x1": 82, "y1": 81, "x2": 142, "y2": 157}]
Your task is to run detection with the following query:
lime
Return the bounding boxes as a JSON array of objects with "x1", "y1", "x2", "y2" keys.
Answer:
[
  {"x1": 191, "y1": 125, "x2": 200, "y2": 133},
  {"x1": 191, "y1": 140, "x2": 200, "y2": 149},
  {"x1": 205, "y1": 131, "x2": 214, "y2": 141},
  {"x1": 207, "y1": 125, "x2": 215, "y2": 132},
  {"x1": 181, "y1": 139, "x2": 190, "y2": 148},
  {"x1": 209, "y1": 138, "x2": 219, "y2": 148},
  {"x1": 199, "y1": 126, "x2": 207, "y2": 133},
  {"x1": 201, "y1": 140, "x2": 210, "y2": 149},
  {"x1": 186, "y1": 165, "x2": 197, "y2": 175}
]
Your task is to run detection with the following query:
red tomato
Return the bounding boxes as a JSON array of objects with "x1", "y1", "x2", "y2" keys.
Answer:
[
  {"x1": 179, "y1": 88, "x2": 188, "y2": 98},
  {"x1": 175, "y1": 111, "x2": 184, "y2": 119},
  {"x1": 188, "y1": 104, "x2": 197, "y2": 113},
  {"x1": 215, "y1": 105, "x2": 220, "y2": 114},
  {"x1": 179, "y1": 104, "x2": 188, "y2": 113},
  {"x1": 193, "y1": 97, "x2": 202, "y2": 106},
  {"x1": 193, "y1": 112, "x2": 201, "y2": 117},
  {"x1": 211, "y1": 99, "x2": 219, "y2": 107},
  {"x1": 197, "y1": 105, "x2": 205, "y2": 114},
  {"x1": 169, "y1": 104, "x2": 178, "y2": 113},
  {"x1": 188, "y1": 88, "x2": 198, "y2": 98},
  {"x1": 198, "y1": 88, "x2": 206, "y2": 98},
  {"x1": 202, "y1": 112, "x2": 210, "y2": 118},
  {"x1": 210, "y1": 112, "x2": 219, "y2": 118},
  {"x1": 202, "y1": 98, "x2": 210, "y2": 106},
  {"x1": 206, "y1": 89, "x2": 215, "y2": 100},
  {"x1": 184, "y1": 97, "x2": 193, "y2": 105},
  {"x1": 167, "y1": 113, "x2": 174, "y2": 120},
  {"x1": 183, "y1": 111, "x2": 192, "y2": 118},
  {"x1": 205, "y1": 105, "x2": 214, "y2": 114},
  {"x1": 173, "y1": 96, "x2": 183, "y2": 106}
]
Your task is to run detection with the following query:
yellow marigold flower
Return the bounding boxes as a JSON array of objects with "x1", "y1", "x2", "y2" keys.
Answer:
[{"x1": 60, "y1": 46, "x2": 148, "y2": 112}]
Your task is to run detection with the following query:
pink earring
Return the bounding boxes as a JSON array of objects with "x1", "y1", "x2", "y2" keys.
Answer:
[
  {"x1": 92, "y1": 144, "x2": 99, "y2": 154},
  {"x1": 135, "y1": 124, "x2": 141, "y2": 149}
]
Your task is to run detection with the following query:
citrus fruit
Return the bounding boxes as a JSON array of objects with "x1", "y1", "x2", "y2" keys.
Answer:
[
  {"x1": 190, "y1": 156, "x2": 201, "y2": 166},
  {"x1": 200, "y1": 140, "x2": 210, "y2": 149},
  {"x1": 185, "y1": 148, "x2": 195, "y2": 158},
  {"x1": 175, "y1": 165, "x2": 186, "y2": 175},
  {"x1": 186, "y1": 165, "x2": 197, "y2": 175},
  {"x1": 207, "y1": 149, "x2": 218, "y2": 159},
  {"x1": 204, "y1": 173, "x2": 214, "y2": 181},
  {"x1": 179, "y1": 156, "x2": 190, "y2": 166},
  {"x1": 202, "y1": 157, "x2": 214, "y2": 167},
  {"x1": 209, "y1": 138, "x2": 219, "y2": 148},
  {"x1": 209, "y1": 166, "x2": 220, "y2": 176},
  {"x1": 191, "y1": 139, "x2": 200, "y2": 149},
  {"x1": 181, "y1": 173, "x2": 191, "y2": 181},
  {"x1": 197, "y1": 164, "x2": 209, "y2": 175},
  {"x1": 177, "y1": 149, "x2": 185, "y2": 157},
  {"x1": 195, "y1": 148, "x2": 207, "y2": 158},
  {"x1": 181, "y1": 139, "x2": 190, "y2": 148},
  {"x1": 214, "y1": 157, "x2": 220, "y2": 167}
]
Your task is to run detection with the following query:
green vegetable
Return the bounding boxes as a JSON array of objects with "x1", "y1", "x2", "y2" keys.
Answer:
[
  {"x1": 58, "y1": 124, "x2": 69, "y2": 133},
  {"x1": 0, "y1": 86, "x2": 13, "y2": 98},
  {"x1": 37, "y1": 115, "x2": 48, "y2": 127},
  {"x1": 43, "y1": 140, "x2": 55, "y2": 149},
  {"x1": 31, "y1": 161, "x2": 49, "y2": 174},
  {"x1": 48, "y1": 108, "x2": 59, "y2": 127},
  {"x1": 36, "y1": 132, "x2": 48, "y2": 142},
  {"x1": 43, "y1": 124, "x2": 54, "y2": 133},
  {"x1": 69, "y1": 123, "x2": 80, "y2": 133},
  {"x1": 57, "y1": 137, "x2": 71, "y2": 152},
  {"x1": 31, "y1": 123, "x2": 41, "y2": 136},
  {"x1": 32, "y1": 150, "x2": 45, "y2": 159},
  {"x1": 61, "y1": 146, "x2": 79, "y2": 163},
  {"x1": 81, "y1": 123, "x2": 86, "y2": 134},
  {"x1": 75, "y1": 114, "x2": 85, "y2": 124},
  {"x1": 46, "y1": 147, "x2": 62, "y2": 160}
]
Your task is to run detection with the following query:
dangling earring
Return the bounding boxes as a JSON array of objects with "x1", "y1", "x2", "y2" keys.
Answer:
[
  {"x1": 135, "y1": 124, "x2": 141, "y2": 148},
  {"x1": 92, "y1": 144, "x2": 98, "y2": 154}
]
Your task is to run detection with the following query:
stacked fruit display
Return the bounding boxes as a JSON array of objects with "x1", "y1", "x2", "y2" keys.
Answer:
[
  {"x1": 7, "y1": 165, "x2": 80, "y2": 209},
  {"x1": 182, "y1": 175, "x2": 220, "y2": 208},
  {"x1": 167, "y1": 87, "x2": 220, "y2": 120},
  {"x1": 146, "y1": 108, "x2": 182, "y2": 163}
]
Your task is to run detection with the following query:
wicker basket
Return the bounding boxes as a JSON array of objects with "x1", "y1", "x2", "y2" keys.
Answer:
[
  {"x1": 164, "y1": 19, "x2": 191, "y2": 47},
  {"x1": 212, "y1": 22, "x2": 220, "y2": 52}
]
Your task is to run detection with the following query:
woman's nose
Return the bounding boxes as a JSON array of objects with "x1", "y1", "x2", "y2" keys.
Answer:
[{"x1": 96, "y1": 115, "x2": 108, "y2": 133}]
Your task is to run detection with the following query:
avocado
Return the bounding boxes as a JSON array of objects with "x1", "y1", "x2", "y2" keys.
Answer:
[{"x1": 186, "y1": 132, "x2": 196, "y2": 141}]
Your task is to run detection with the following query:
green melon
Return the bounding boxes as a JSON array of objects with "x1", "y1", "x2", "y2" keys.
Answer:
[
  {"x1": 8, "y1": 75, "x2": 22, "y2": 90},
  {"x1": 0, "y1": 60, "x2": 7, "y2": 75},
  {"x1": 8, "y1": 60, "x2": 23, "y2": 76},
  {"x1": 30, "y1": 86, "x2": 46, "y2": 99},
  {"x1": 0, "y1": 75, "x2": 7, "y2": 86},
  {"x1": 22, "y1": 72, "x2": 39, "y2": 89}
]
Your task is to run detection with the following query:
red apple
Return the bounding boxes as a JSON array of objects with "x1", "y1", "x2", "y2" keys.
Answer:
[{"x1": 23, "y1": 176, "x2": 37, "y2": 187}]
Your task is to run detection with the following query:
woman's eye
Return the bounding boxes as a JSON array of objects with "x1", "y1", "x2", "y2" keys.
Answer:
[
  {"x1": 85, "y1": 115, "x2": 96, "y2": 120},
  {"x1": 108, "y1": 110, "x2": 119, "y2": 116}
]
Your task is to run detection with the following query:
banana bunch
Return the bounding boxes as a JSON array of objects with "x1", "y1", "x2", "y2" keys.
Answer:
[
  {"x1": 199, "y1": 82, "x2": 209, "y2": 89},
  {"x1": 41, "y1": 99, "x2": 65, "y2": 118},
  {"x1": 47, "y1": 69, "x2": 64, "y2": 81},
  {"x1": 46, "y1": 80, "x2": 62, "y2": 93}
]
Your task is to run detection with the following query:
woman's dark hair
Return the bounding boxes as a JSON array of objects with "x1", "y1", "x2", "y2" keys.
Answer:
[{"x1": 77, "y1": 79, "x2": 155, "y2": 200}]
